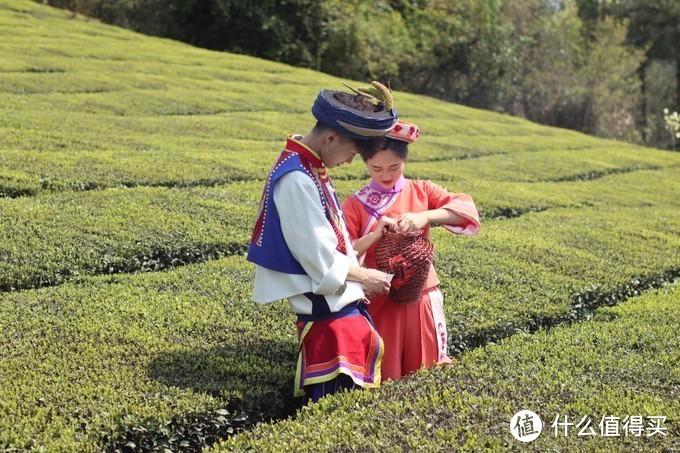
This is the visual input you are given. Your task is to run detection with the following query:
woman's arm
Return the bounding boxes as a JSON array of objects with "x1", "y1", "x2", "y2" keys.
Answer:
[
  {"x1": 396, "y1": 180, "x2": 480, "y2": 235},
  {"x1": 396, "y1": 208, "x2": 465, "y2": 233},
  {"x1": 352, "y1": 216, "x2": 398, "y2": 255}
]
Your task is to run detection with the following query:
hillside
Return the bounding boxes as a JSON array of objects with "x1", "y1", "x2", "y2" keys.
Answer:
[{"x1": 0, "y1": 0, "x2": 678, "y2": 450}]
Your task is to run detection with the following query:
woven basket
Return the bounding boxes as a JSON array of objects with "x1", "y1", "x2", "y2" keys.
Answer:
[{"x1": 373, "y1": 230, "x2": 434, "y2": 304}]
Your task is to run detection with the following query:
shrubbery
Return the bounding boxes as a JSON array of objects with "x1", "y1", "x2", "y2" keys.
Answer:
[
  {"x1": 32, "y1": 0, "x2": 678, "y2": 147},
  {"x1": 220, "y1": 282, "x2": 680, "y2": 451},
  {"x1": 1, "y1": 1, "x2": 678, "y2": 450},
  {"x1": 1, "y1": 203, "x2": 677, "y2": 448},
  {"x1": 0, "y1": 184, "x2": 259, "y2": 291},
  {"x1": 0, "y1": 257, "x2": 298, "y2": 451}
]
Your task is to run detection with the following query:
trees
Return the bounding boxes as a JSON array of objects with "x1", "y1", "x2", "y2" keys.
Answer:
[
  {"x1": 599, "y1": 0, "x2": 680, "y2": 147},
  {"x1": 604, "y1": 0, "x2": 680, "y2": 105},
  {"x1": 316, "y1": 0, "x2": 414, "y2": 81},
  {"x1": 410, "y1": 1, "x2": 645, "y2": 143},
  {"x1": 38, "y1": 0, "x2": 668, "y2": 146},
  {"x1": 497, "y1": 0, "x2": 585, "y2": 123},
  {"x1": 578, "y1": 17, "x2": 646, "y2": 142},
  {"x1": 44, "y1": 0, "x2": 327, "y2": 68},
  {"x1": 398, "y1": 0, "x2": 510, "y2": 108}
]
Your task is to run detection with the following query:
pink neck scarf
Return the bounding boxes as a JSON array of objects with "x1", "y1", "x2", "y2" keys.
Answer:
[{"x1": 354, "y1": 176, "x2": 405, "y2": 236}]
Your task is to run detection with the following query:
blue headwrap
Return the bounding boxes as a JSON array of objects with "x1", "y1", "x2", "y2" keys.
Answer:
[{"x1": 311, "y1": 89, "x2": 398, "y2": 140}]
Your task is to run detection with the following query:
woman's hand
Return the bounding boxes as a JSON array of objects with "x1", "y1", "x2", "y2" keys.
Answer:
[
  {"x1": 361, "y1": 268, "x2": 391, "y2": 298},
  {"x1": 374, "y1": 216, "x2": 398, "y2": 239},
  {"x1": 350, "y1": 217, "x2": 398, "y2": 257},
  {"x1": 396, "y1": 212, "x2": 429, "y2": 233}
]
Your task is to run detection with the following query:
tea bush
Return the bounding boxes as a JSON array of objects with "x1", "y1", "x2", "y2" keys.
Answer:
[
  {"x1": 1, "y1": 0, "x2": 678, "y2": 450},
  {"x1": 220, "y1": 282, "x2": 680, "y2": 451}
]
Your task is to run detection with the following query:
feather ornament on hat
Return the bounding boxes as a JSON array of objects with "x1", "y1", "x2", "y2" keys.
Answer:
[{"x1": 311, "y1": 80, "x2": 398, "y2": 140}]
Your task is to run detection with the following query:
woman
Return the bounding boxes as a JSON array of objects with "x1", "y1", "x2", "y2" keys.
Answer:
[
  {"x1": 247, "y1": 83, "x2": 397, "y2": 403},
  {"x1": 342, "y1": 120, "x2": 481, "y2": 381}
]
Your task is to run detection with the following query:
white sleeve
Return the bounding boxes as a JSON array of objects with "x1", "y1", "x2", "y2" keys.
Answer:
[{"x1": 273, "y1": 171, "x2": 351, "y2": 295}]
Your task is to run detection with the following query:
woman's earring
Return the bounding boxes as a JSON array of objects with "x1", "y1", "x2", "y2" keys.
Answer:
[{"x1": 326, "y1": 145, "x2": 332, "y2": 154}]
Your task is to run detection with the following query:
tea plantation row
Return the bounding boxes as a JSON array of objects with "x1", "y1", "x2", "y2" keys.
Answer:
[
  {"x1": 220, "y1": 282, "x2": 679, "y2": 451},
  {"x1": 2, "y1": 167, "x2": 678, "y2": 293},
  {"x1": 3, "y1": 1, "x2": 667, "y2": 198},
  {"x1": 1, "y1": 0, "x2": 678, "y2": 450},
  {"x1": 1, "y1": 201, "x2": 677, "y2": 449}
]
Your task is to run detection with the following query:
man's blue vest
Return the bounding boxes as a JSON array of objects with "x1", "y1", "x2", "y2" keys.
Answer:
[{"x1": 247, "y1": 151, "x2": 330, "y2": 275}]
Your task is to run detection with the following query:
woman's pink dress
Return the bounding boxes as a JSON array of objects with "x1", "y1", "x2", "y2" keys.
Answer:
[{"x1": 342, "y1": 178, "x2": 480, "y2": 381}]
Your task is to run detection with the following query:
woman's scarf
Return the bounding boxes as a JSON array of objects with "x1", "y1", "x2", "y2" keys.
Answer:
[{"x1": 353, "y1": 175, "x2": 405, "y2": 237}]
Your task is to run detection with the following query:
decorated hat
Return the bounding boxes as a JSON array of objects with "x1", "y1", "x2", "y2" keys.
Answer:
[
  {"x1": 387, "y1": 120, "x2": 419, "y2": 144},
  {"x1": 311, "y1": 81, "x2": 398, "y2": 140}
]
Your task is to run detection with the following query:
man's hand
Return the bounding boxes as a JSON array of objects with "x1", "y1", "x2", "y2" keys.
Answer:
[{"x1": 360, "y1": 268, "x2": 391, "y2": 298}]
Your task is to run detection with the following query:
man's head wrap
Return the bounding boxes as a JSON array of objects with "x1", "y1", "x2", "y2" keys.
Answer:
[{"x1": 311, "y1": 81, "x2": 398, "y2": 140}]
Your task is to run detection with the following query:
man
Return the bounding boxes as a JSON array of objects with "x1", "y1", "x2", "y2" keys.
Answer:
[{"x1": 247, "y1": 82, "x2": 397, "y2": 403}]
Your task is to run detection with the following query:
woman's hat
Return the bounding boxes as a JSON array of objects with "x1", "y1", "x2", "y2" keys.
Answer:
[{"x1": 386, "y1": 120, "x2": 419, "y2": 144}]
